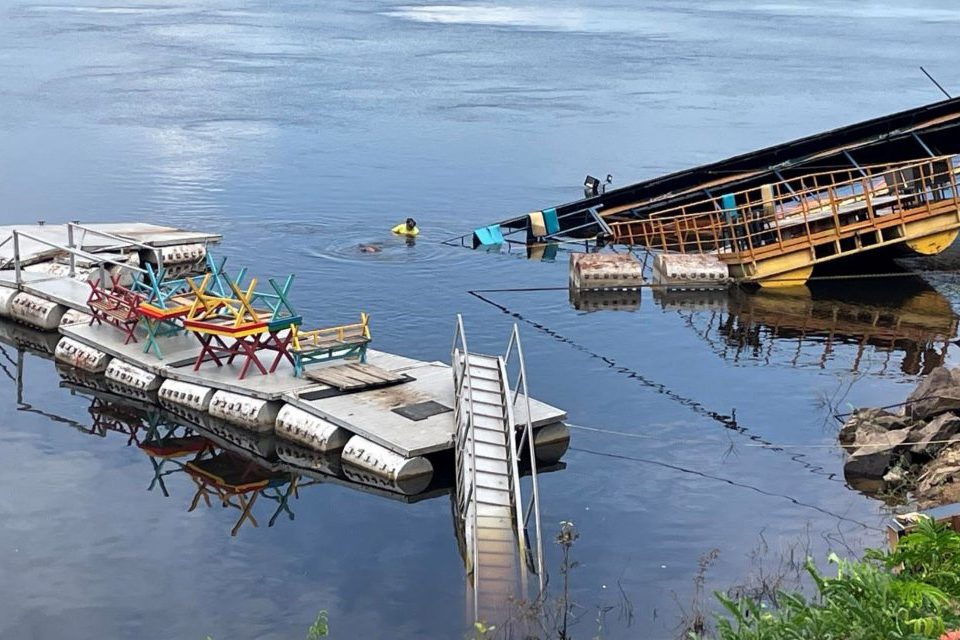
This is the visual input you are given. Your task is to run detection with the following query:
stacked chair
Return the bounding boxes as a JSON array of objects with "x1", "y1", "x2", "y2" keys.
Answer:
[{"x1": 88, "y1": 251, "x2": 372, "y2": 379}]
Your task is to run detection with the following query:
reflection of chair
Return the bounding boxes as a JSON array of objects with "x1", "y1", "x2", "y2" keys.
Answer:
[
  {"x1": 185, "y1": 450, "x2": 296, "y2": 536},
  {"x1": 141, "y1": 436, "x2": 208, "y2": 496},
  {"x1": 139, "y1": 417, "x2": 209, "y2": 497},
  {"x1": 259, "y1": 476, "x2": 301, "y2": 527},
  {"x1": 86, "y1": 395, "x2": 144, "y2": 445},
  {"x1": 291, "y1": 314, "x2": 371, "y2": 376}
]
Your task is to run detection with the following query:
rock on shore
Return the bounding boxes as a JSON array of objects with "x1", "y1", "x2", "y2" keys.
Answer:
[{"x1": 841, "y1": 366, "x2": 960, "y2": 506}]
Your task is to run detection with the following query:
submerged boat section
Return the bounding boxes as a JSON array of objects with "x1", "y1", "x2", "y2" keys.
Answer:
[{"x1": 453, "y1": 97, "x2": 960, "y2": 286}]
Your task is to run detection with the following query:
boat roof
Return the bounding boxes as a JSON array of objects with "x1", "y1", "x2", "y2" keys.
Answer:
[{"x1": 553, "y1": 95, "x2": 960, "y2": 219}]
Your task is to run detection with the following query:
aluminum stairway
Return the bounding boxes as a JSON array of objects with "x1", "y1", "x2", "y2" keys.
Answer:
[{"x1": 452, "y1": 316, "x2": 544, "y2": 626}]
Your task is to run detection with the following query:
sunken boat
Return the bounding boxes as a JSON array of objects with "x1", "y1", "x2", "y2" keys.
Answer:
[{"x1": 458, "y1": 96, "x2": 960, "y2": 287}]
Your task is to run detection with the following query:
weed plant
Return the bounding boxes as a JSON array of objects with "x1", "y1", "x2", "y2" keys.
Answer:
[{"x1": 702, "y1": 518, "x2": 960, "y2": 640}]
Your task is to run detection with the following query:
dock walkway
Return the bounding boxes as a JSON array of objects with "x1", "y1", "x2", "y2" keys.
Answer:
[
  {"x1": 0, "y1": 221, "x2": 566, "y2": 463},
  {"x1": 59, "y1": 321, "x2": 565, "y2": 457}
]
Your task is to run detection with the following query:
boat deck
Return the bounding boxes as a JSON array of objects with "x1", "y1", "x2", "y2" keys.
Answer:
[{"x1": 610, "y1": 155, "x2": 960, "y2": 286}]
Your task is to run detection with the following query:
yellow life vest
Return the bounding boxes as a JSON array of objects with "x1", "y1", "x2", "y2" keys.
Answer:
[{"x1": 392, "y1": 223, "x2": 419, "y2": 237}]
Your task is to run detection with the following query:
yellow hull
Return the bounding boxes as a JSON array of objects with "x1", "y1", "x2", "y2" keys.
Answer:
[
  {"x1": 729, "y1": 249, "x2": 814, "y2": 288},
  {"x1": 732, "y1": 211, "x2": 960, "y2": 286},
  {"x1": 904, "y1": 228, "x2": 958, "y2": 256}
]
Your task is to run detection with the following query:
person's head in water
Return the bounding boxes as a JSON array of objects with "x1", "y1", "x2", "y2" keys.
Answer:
[{"x1": 405, "y1": 217, "x2": 417, "y2": 231}]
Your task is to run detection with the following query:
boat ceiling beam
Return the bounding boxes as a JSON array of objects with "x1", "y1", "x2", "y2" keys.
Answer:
[
  {"x1": 843, "y1": 150, "x2": 868, "y2": 178},
  {"x1": 772, "y1": 170, "x2": 800, "y2": 198},
  {"x1": 912, "y1": 132, "x2": 937, "y2": 158}
]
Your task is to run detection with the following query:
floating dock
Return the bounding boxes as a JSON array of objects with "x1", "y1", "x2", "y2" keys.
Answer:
[
  {"x1": 0, "y1": 321, "x2": 564, "y2": 530},
  {"x1": 0, "y1": 221, "x2": 570, "y2": 500}
]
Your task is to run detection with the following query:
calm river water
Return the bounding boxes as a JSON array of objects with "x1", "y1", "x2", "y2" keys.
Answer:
[{"x1": 2, "y1": 1, "x2": 960, "y2": 638}]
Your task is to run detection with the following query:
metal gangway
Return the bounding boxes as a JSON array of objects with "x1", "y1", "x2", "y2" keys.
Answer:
[{"x1": 451, "y1": 315, "x2": 545, "y2": 625}]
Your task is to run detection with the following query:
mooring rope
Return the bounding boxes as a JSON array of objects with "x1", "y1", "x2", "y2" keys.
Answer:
[
  {"x1": 570, "y1": 446, "x2": 883, "y2": 532},
  {"x1": 568, "y1": 422, "x2": 960, "y2": 451},
  {"x1": 469, "y1": 290, "x2": 842, "y2": 483}
]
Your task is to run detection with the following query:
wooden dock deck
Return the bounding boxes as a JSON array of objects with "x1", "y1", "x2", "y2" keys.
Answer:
[{"x1": 287, "y1": 361, "x2": 565, "y2": 457}]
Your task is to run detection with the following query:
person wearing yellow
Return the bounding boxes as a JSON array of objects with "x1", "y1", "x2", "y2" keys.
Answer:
[{"x1": 391, "y1": 217, "x2": 419, "y2": 237}]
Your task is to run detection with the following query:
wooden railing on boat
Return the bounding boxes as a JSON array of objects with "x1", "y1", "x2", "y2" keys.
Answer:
[{"x1": 608, "y1": 155, "x2": 960, "y2": 285}]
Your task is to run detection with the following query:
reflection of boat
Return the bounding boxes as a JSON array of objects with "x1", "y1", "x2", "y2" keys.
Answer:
[{"x1": 655, "y1": 279, "x2": 958, "y2": 374}]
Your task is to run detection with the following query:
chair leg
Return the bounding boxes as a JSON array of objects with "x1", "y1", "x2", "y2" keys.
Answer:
[
  {"x1": 122, "y1": 321, "x2": 138, "y2": 345},
  {"x1": 193, "y1": 334, "x2": 224, "y2": 371},
  {"x1": 237, "y1": 336, "x2": 268, "y2": 380},
  {"x1": 268, "y1": 332, "x2": 294, "y2": 373}
]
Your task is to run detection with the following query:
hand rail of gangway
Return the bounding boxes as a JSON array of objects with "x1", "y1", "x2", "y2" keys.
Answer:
[
  {"x1": 498, "y1": 348, "x2": 530, "y2": 598},
  {"x1": 504, "y1": 324, "x2": 545, "y2": 594},
  {"x1": 451, "y1": 313, "x2": 479, "y2": 618},
  {"x1": 10, "y1": 229, "x2": 149, "y2": 287}
]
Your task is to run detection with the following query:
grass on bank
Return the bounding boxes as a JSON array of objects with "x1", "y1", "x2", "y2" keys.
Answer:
[{"x1": 698, "y1": 517, "x2": 960, "y2": 640}]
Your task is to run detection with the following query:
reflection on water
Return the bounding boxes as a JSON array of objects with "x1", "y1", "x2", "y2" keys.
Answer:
[
  {"x1": 51, "y1": 381, "x2": 453, "y2": 535},
  {"x1": 0, "y1": 317, "x2": 457, "y2": 525},
  {"x1": 654, "y1": 279, "x2": 959, "y2": 375},
  {"x1": 569, "y1": 288, "x2": 640, "y2": 312},
  {"x1": 0, "y1": 319, "x2": 560, "y2": 628}
]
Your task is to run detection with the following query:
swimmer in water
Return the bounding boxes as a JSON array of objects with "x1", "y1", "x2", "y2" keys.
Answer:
[
  {"x1": 358, "y1": 243, "x2": 382, "y2": 253},
  {"x1": 391, "y1": 217, "x2": 419, "y2": 237}
]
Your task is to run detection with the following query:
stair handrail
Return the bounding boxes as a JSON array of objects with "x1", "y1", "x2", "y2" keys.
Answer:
[
  {"x1": 498, "y1": 353, "x2": 530, "y2": 598},
  {"x1": 451, "y1": 314, "x2": 480, "y2": 618},
  {"x1": 504, "y1": 324, "x2": 545, "y2": 594}
]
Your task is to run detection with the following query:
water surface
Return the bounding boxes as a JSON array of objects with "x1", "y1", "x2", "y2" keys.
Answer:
[{"x1": 2, "y1": 1, "x2": 960, "y2": 638}]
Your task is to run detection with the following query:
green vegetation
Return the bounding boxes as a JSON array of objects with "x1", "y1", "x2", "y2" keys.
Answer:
[
  {"x1": 700, "y1": 518, "x2": 960, "y2": 640},
  {"x1": 205, "y1": 609, "x2": 328, "y2": 640},
  {"x1": 306, "y1": 610, "x2": 329, "y2": 640}
]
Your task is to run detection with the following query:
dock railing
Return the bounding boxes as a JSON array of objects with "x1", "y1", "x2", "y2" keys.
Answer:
[
  {"x1": 9, "y1": 229, "x2": 149, "y2": 287},
  {"x1": 451, "y1": 314, "x2": 480, "y2": 615},
  {"x1": 608, "y1": 155, "x2": 960, "y2": 264},
  {"x1": 67, "y1": 222, "x2": 167, "y2": 275},
  {"x1": 503, "y1": 323, "x2": 545, "y2": 593}
]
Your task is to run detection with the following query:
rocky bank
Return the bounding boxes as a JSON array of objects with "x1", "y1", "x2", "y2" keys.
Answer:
[{"x1": 841, "y1": 366, "x2": 960, "y2": 507}]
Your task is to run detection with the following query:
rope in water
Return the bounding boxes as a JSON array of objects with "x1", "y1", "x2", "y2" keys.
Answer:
[{"x1": 568, "y1": 422, "x2": 960, "y2": 450}]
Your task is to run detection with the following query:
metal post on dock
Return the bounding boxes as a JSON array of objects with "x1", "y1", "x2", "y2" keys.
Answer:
[
  {"x1": 13, "y1": 231, "x2": 21, "y2": 287},
  {"x1": 67, "y1": 222, "x2": 76, "y2": 278}
]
